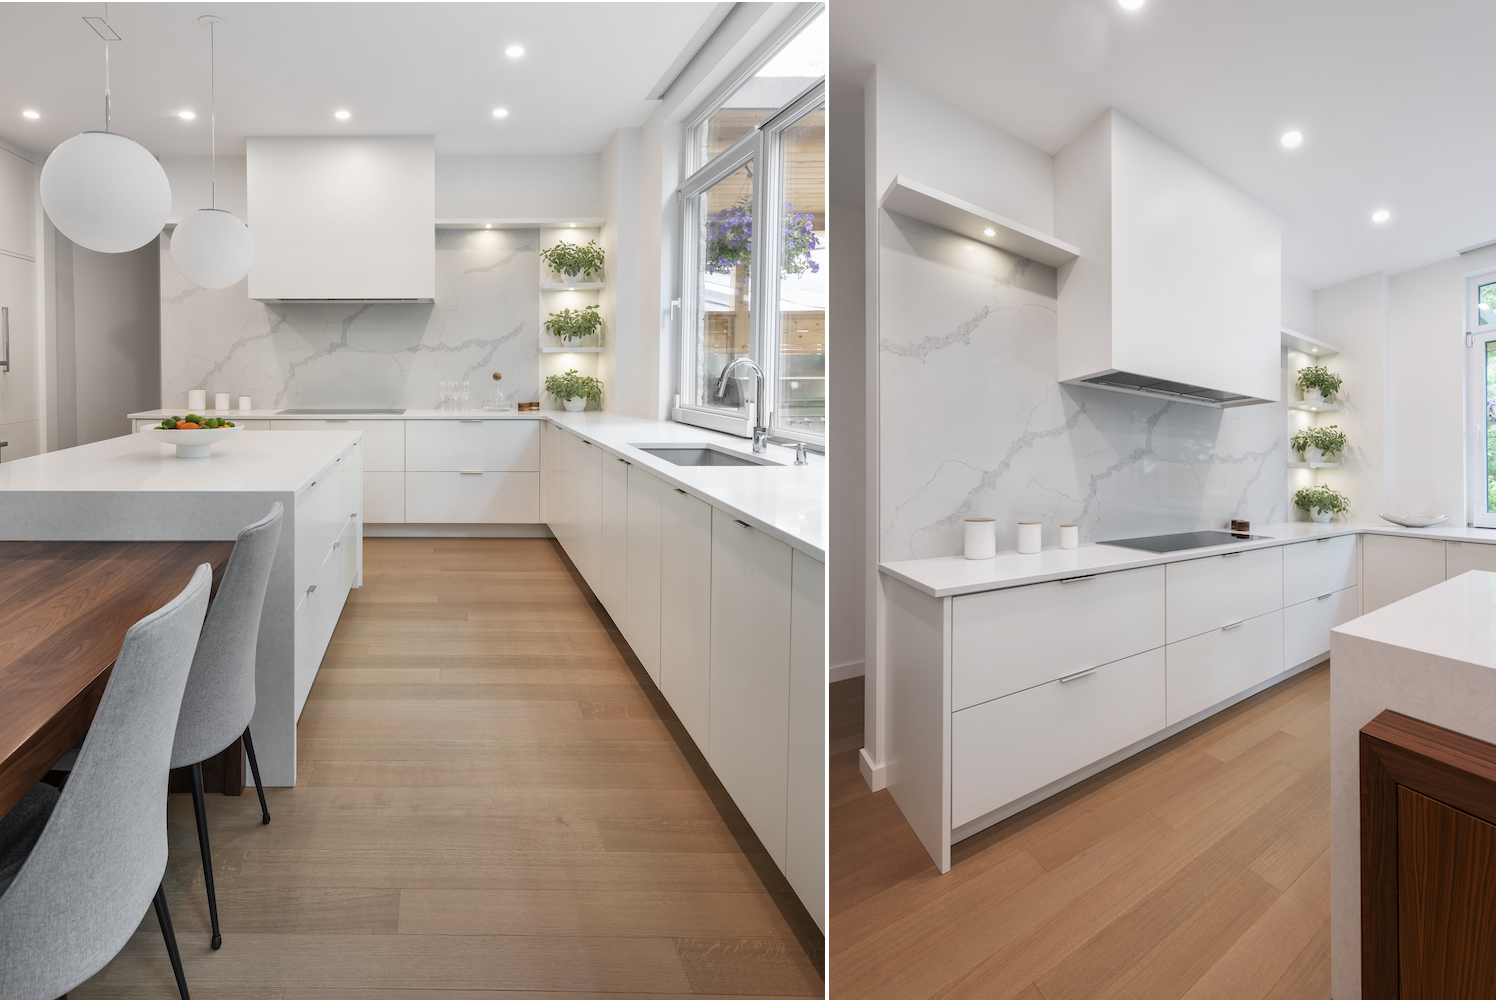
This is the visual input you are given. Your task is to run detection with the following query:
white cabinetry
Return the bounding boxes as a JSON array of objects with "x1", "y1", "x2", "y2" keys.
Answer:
[
  {"x1": 1165, "y1": 547, "x2": 1281, "y2": 642},
  {"x1": 1446, "y1": 540, "x2": 1496, "y2": 579},
  {"x1": 292, "y1": 439, "x2": 361, "y2": 719},
  {"x1": 0, "y1": 147, "x2": 36, "y2": 257},
  {"x1": 624, "y1": 466, "x2": 663, "y2": 683},
  {"x1": 658, "y1": 485, "x2": 713, "y2": 749},
  {"x1": 1362, "y1": 534, "x2": 1446, "y2": 613},
  {"x1": 276, "y1": 419, "x2": 403, "y2": 523},
  {"x1": 0, "y1": 146, "x2": 38, "y2": 462},
  {"x1": 709, "y1": 507, "x2": 793, "y2": 866},
  {"x1": 786, "y1": 549, "x2": 826, "y2": 931},
  {"x1": 1283, "y1": 534, "x2": 1357, "y2": 606},
  {"x1": 404, "y1": 420, "x2": 539, "y2": 524},
  {"x1": 1165, "y1": 610, "x2": 1283, "y2": 726},
  {"x1": 1284, "y1": 587, "x2": 1358, "y2": 669},
  {"x1": 405, "y1": 419, "x2": 538, "y2": 472},
  {"x1": 597, "y1": 455, "x2": 629, "y2": 624}
]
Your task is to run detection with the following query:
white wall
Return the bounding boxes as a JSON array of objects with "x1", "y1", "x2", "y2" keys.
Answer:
[
  {"x1": 1282, "y1": 272, "x2": 1315, "y2": 335},
  {"x1": 1309, "y1": 273, "x2": 1389, "y2": 521},
  {"x1": 437, "y1": 155, "x2": 603, "y2": 220},
  {"x1": 600, "y1": 129, "x2": 644, "y2": 416},
  {"x1": 828, "y1": 197, "x2": 865, "y2": 679}
]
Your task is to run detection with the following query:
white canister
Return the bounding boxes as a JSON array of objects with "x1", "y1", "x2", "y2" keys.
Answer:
[
  {"x1": 1059, "y1": 524, "x2": 1079, "y2": 550},
  {"x1": 963, "y1": 518, "x2": 996, "y2": 560},
  {"x1": 214, "y1": 391, "x2": 231, "y2": 411},
  {"x1": 1017, "y1": 521, "x2": 1042, "y2": 554},
  {"x1": 238, "y1": 395, "x2": 252, "y2": 412},
  {"x1": 187, "y1": 388, "x2": 207, "y2": 411}
]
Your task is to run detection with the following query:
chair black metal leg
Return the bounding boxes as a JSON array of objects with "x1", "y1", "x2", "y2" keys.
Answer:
[
  {"x1": 242, "y1": 727, "x2": 270, "y2": 825},
  {"x1": 153, "y1": 883, "x2": 191, "y2": 1000},
  {"x1": 188, "y1": 762, "x2": 222, "y2": 950}
]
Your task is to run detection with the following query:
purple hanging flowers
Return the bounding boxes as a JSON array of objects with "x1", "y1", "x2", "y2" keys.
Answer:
[{"x1": 704, "y1": 200, "x2": 821, "y2": 277}]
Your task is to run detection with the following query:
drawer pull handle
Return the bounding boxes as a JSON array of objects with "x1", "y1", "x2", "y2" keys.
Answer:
[
  {"x1": 673, "y1": 488, "x2": 687, "y2": 495},
  {"x1": 333, "y1": 542, "x2": 340, "y2": 550},
  {"x1": 617, "y1": 457, "x2": 628, "y2": 464},
  {"x1": 459, "y1": 471, "x2": 483, "y2": 475},
  {"x1": 307, "y1": 585, "x2": 317, "y2": 595},
  {"x1": 734, "y1": 519, "x2": 752, "y2": 529},
  {"x1": 325, "y1": 419, "x2": 349, "y2": 423},
  {"x1": 1221, "y1": 620, "x2": 1245, "y2": 630},
  {"x1": 1059, "y1": 667, "x2": 1098, "y2": 683},
  {"x1": 1318, "y1": 537, "x2": 1332, "y2": 542},
  {"x1": 1059, "y1": 574, "x2": 1096, "y2": 584},
  {"x1": 460, "y1": 419, "x2": 483, "y2": 423},
  {"x1": 1221, "y1": 551, "x2": 1241, "y2": 558},
  {"x1": 1318, "y1": 592, "x2": 1334, "y2": 600}
]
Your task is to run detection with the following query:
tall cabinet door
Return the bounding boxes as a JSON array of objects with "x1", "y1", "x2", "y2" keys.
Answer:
[
  {"x1": 709, "y1": 507, "x2": 793, "y2": 866},
  {"x1": 625, "y1": 466, "x2": 664, "y2": 684},
  {"x1": 659, "y1": 485, "x2": 712, "y2": 749},
  {"x1": 575, "y1": 438, "x2": 603, "y2": 587},
  {"x1": 0, "y1": 253, "x2": 37, "y2": 459},
  {"x1": 786, "y1": 549, "x2": 826, "y2": 931},
  {"x1": 0, "y1": 147, "x2": 35, "y2": 257},
  {"x1": 597, "y1": 455, "x2": 629, "y2": 624}
]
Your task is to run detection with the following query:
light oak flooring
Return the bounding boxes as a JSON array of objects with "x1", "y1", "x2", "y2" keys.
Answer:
[
  {"x1": 77, "y1": 538, "x2": 823, "y2": 999},
  {"x1": 829, "y1": 663, "x2": 1333, "y2": 1000}
]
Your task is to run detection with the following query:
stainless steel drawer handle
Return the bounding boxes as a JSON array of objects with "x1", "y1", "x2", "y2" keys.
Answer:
[
  {"x1": 1059, "y1": 667, "x2": 1099, "y2": 683},
  {"x1": 1059, "y1": 575, "x2": 1096, "y2": 584},
  {"x1": 617, "y1": 457, "x2": 627, "y2": 464},
  {"x1": 1318, "y1": 592, "x2": 1334, "y2": 600},
  {"x1": 1318, "y1": 536, "x2": 1331, "y2": 542},
  {"x1": 460, "y1": 419, "x2": 482, "y2": 423},
  {"x1": 459, "y1": 470, "x2": 483, "y2": 475},
  {"x1": 1221, "y1": 551, "x2": 1241, "y2": 558},
  {"x1": 326, "y1": 419, "x2": 349, "y2": 423},
  {"x1": 307, "y1": 585, "x2": 317, "y2": 595},
  {"x1": 1221, "y1": 620, "x2": 1245, "y2": 630},
  {"x1": 734, "y1": 519, "x2": 752, "y2": 528},
  {"x1": 1, "y1": 305, "x2": 9, "y2": 372},
  {"x1": 333, "y1": 542, "x2": 340, "y2": 550},
  {"x1": 672, "y1": 488, "x2": 687, "y2": 495}
]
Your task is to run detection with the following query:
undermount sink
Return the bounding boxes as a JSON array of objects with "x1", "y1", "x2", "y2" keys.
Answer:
[
  {"x1": 276, "y1": 408, "x2": 407, "y2": 415},
  {"x1": 634, "y1": 445, "x2": 776, "y2": 468}
]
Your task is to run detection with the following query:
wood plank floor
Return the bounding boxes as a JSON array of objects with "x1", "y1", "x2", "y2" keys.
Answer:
[
  {"x1": 77, "y1": 538, "x2": 823, "y2": 999},
  {"x1": 829, "y1": 664, "x2": 1333, "y2": 1000}
]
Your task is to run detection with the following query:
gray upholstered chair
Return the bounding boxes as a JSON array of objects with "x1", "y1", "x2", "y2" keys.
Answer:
[{"x1": 0, "y1": 562, "x2": 212, "y2": 1000}]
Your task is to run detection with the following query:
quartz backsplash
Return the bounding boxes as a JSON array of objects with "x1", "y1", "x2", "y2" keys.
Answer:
[
  {"x1": 159, "y1": 228, "x2": 539, "y2": 411},
  {"x1": 879, "y1": 212, "x2": 1287, "y2": 561}
]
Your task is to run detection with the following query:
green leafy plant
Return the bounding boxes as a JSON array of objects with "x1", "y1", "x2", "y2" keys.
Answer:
[
  {"x1": 1293, "y1": 484, "x2": 1349, "y2": 515},
  {"x1": 1296, "y1": 365, "x2": 1343, "y2": 397},
  {"x1": 1311, "y1": 424, "x2": 1347, "y2": 458},
  {"x1": 544, "y1": 369, "x2": 603, "y2": 403},
  {"x1": 544, "y1": 305, "x2": 603, "y2": 342},
  {"x1": 540, "y1": 240, "x2": 605, "y2": 279},
  {"x1": 1290, "y1": 428, "x2": 1315, "y2": 456}
]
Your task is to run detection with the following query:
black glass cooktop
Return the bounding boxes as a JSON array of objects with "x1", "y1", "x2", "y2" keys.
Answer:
[{"x1": 1098, "y1": 530, "x2": 1268, "y2": 553}]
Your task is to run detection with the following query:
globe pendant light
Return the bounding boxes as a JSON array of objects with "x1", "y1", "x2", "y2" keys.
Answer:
[
  {"x1": 39, "y1": 8, "x2": 171, "y2": 254},
  {"x1": 170, "y1": 15, "x2": 254, "y2": 289}
]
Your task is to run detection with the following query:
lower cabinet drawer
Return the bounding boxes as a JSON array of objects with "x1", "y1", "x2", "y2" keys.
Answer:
[
  {"x1": 1166, "y1": 546, "x2": 1282, "y2": 643},
  {"x1": 1166, "y1": 609, "x2": 1284, "y2": 726},
  {"x1": 1446, "y1": 540, "x2": 1496, "y2": 579},
  {"x1": 951, "y1": 647, "x2": 1166, "y2": 828},
  {"x1": 404, "y1": 471, "x2": 540, "y2": 523},
  {"x1": 363, "y1": 471, "x2": 405, "y2": 523},
  {"x1": 1284, "y1": 586, "x2": 1359, "y2": 668}
]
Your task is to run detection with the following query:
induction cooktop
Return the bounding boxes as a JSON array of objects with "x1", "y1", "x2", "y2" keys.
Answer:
[{"x1": 1097, "y1": 530, "x2": 1268, "y2": 553}]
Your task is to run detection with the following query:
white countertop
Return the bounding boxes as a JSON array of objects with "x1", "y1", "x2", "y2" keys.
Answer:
[
  {"x1": 127, "y1": 408, "x2": 826, "y2": 560},
  {"x1": 881, "y1": 521, "x2": 1495, "y2": 598},
  {"x1": 1333, "y1": 570, "x2": 1495, "y2": 670},
  {"x1": 0, "y1": 430, "x2": 358, "y2": 494}
]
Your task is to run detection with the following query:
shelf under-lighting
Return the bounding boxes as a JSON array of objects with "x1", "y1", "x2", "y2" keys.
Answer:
[
  {"x1": 1288, "y1": 400, "x2": 1341, "y2": 412},
  {"x1": 1289, "y1": 461, "x2": 1341, "y2": 469},
  {"x1": 1281, "y1": 327, "x2": 1341, "y2": 358},
  {"x1": 879, "y1": 175, "x2": 1080, "y2": 268},
  {"x1": 541, "y1": 282, "x2": 605, "y2": 291},
  {"x1": 541, "y1": 346, "x2": 603, "y2": 353}
]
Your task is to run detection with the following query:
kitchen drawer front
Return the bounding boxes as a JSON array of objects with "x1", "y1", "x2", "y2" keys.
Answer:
[
  {"x1": 1446, "y1": 540, "x2": 1496, "y2": 580},
  {"x1": 952, "y1": 565, "x2": 1164, "y2": 710},
  {"x1": 1282, "y1": 535, "x2": 1358, "y2": 607},
  {"x1": 275, "y1": 419, "x2": 404, "y2": 471},
  {"x1": 1166, "y1": 609, "x2": 1284, "y2": 726},
  {"x1": 1166, "y1": 546, "x2": 1282, "y2": 644},
  {"x1": 404, "y1": 419, "x2": 540, "y2": 472},
  {"x1": 293, "y1": 464, "x2": 344, "y2": 595},
  {"x1": 952, "y1": 647, "x2": 1166, "y2": 827},
  {"x1": 363, "y1": 471, "x2": 405, "y2": 523},
  {"x1": 1362, "y1": 534, "x2": 1446, "y2": 613},
  {"x1": 404, "y1": 471, "x2": 540, "y2": 523},
  {"x1": 1284, "y1": 587, "x2": 1359, "y2": 669}
]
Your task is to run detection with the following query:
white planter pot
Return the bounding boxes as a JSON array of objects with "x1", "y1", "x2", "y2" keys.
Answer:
[
  {"x1": 563, "y1": 397, "x2": 587, "y2": 412},
  {"x1": 1302, "y1": 387, "x2": 1325, "y2": 405},
  {"x1": 1301, "y1": 445, "x2": 1325, "y2": 464},
  {"x1": 1309, "y1": 507, "x2": 1333, "y2": 523}
]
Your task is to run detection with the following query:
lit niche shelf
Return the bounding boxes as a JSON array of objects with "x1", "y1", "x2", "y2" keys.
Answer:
[
  {"x1": 542, "y1": 282, "x2": 606, "y2": 291},
  {"x1": 879, "y1": 175, "x2": 1080, "y2": 268},
  {"x1": 1289, "y1": 461, "x2": 1342, "y2": 469},
  {"x1": 1288, "y1": 399, "x2": 1341, "y2": 413},
  {"x1": 541, "y1": 346, "x2": 603, "y2": 354},
  {"x1": 1281, "y1": 327, "x2": 1341, "y2": 358}
]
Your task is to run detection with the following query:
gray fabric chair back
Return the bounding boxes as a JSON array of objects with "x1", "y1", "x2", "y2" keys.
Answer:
[
  {"x1": 171, "y1": 502, "x2": 282, "y2": 769},
  {"x1": 0, "y1": 562, "x2": 211, "y2": 999}
]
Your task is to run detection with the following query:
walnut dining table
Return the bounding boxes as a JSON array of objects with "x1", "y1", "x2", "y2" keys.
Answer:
[{"x1": 0, "y1": 539, "x2": 233, "y2": 817}]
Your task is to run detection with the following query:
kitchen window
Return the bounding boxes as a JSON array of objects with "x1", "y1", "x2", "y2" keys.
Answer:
[
  {"x1": 1467, "y1": 272, "x2": 1495, "y2": 528},
  {"x1": 674, "y1": 5, "x2": 826, "y2": 442}
]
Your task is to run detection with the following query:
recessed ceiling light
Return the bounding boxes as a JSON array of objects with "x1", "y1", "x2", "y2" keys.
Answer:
[
  {"x1": 334, "y1": 109, "x2": 350, "y2": 120},
  {"x1": 505, "y1": 44, "x2": 525, "y2": 58},
  {"x1": 484, "y1": 224, "x2": 492, "y2": 229},
  {"x1": 569, "y1": 223, "x2": 576, "y2": 228},
  {"x1": 965, "y1": 245, "x2": 975, "y2": 251},
  {"x1": 21, "y1": 110, "x2": 39, "y2": 119},
  {"x1": 1310, "y1": 347, "x2": 1318, "y2": 353},
  {"x1": 178, "y1": 110, "x2": 196, "y2": 120},
  {"x1": 492, "y1": 108, "x2": 509, "y2": 118},
  {"x1": 1280, "y1": 129, "x2": 1303, "y2": 148},
  {"x1": 1371, "y1": 209, "x2": 1390, "y2": 223},
  {"x1": 1118, "y1": 0, "x2": 1144, "y2": 9},
  {"x1": 982, "y1": 228, "x2": 996, "y2": 237}
]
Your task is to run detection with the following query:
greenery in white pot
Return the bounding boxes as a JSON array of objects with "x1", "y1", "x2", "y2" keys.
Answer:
[
  {"x1": 1296, "y1": 365, "x2": 1343, "y2": 403},
  {"x1": 544, "y1": 369, "x2": 603, "y2": 412},
  {"x1": 544, "y1": 304, "x2": 603, "y2": 343},
  {"x1": 1293, "y1": 484, "x2": 1349, "y2": 523},
  {"x1": 1292, "y1": 424, "x2": 1347, "y2": 463},
  {"x1": 540, "y1": 240, "x2": 605, "y2": 280}
]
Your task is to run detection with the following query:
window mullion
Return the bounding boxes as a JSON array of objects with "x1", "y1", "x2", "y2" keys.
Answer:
[{"x1": 752, "y1": 128, "x2": 781, "y2": 432}]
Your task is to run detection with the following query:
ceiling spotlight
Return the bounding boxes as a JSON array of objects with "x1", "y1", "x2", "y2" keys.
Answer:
[
  {"x1": 1118, "y1": 0, "x2": 1145, "y2": 9},
  {"x1": 334, "y1": 109, "x2": 350, "y2": 120},
  {"x1": 1280, "y1": 129, "x2": 1303, "y2": 148},
  {"x1": 569, "y1": 223, "x2": 576, "y2": 227},
  {"x1": 505, "y1": 44, "x2": 525, "y2": 58},
  {"x1": 982, "y1": 227, "x2": 996, "y2": 237},
  {"x1": 492, "y1": 108, "x2": 509, "y2": 118},
  {"x1": 484, "y1": 223, "x2": 492, "y2": 229},
  {"x1": 178, "y1": 110, "x2": 196, "y2": 120},
  {"x1": 1371, "y1": 209, "x2": 1390, "y2": 223},
  {"x1": 1310, "y1": 347, "x2": 1318, "y2": 353},
  {"x1": 22, "y1": 110, "x2": 40, "y2": 119}
]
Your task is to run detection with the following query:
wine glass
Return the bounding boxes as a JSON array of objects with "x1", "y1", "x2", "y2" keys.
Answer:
[{"x1": 459, "y1": 381, "x2": 471, "y2": 410}]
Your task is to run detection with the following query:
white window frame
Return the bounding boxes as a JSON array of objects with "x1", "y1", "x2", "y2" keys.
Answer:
[
  {"x1": 1465, "y1": 270, "x2": 1495, "y2": 528},
  {"x1": 673, "y1": 4, "x2": 826, "y2": 441}
]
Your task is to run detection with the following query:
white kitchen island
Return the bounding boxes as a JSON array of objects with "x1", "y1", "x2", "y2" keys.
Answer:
[{"x1": 0, "y1": 430, "x2": 362, "y2": 786}]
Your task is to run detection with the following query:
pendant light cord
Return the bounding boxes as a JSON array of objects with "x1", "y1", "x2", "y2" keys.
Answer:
[
  {"x1": 103, "y1": 2, "x2": 110, "y2": 132},
  {"x1": 209, "y1": 17, "x2": 217, "y2": 209}
]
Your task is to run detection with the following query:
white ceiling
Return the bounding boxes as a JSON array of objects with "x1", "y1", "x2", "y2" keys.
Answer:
[
  {"x1": 831, "y1": 0, "x2": 1496, "y2": 290},
  {"x1": 0, "y1": 2, "x2": 719, "y2": 158}
]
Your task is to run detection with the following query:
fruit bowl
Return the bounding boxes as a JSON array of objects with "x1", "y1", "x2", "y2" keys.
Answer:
[
  {"x1": 1379, "y1": 513, "x2": 1450, "y2": 528},
  {"x1": 144, "y1": 424, "x2": 243, "y2": 458}
]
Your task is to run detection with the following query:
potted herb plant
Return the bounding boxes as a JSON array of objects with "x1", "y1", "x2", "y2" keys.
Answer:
[
  {"x1": 540, "y1": 240, "x2": 605, "y2": 282},
  {"x1": 544, "y1": 368, "x2": 603, "y2": 412},
  {"x1": 544, "y1": 304, "x2": 603, "y2": 343},
  {"x1": 1292, "y1": 424, "x2": 1347, "y2": 464},
  {"x1": 1296, "y1": 365, "x2": 1343, "y2": 405},
  {"x1": 1293, "y1": 484, "x2": 1349, "y2": 523}
]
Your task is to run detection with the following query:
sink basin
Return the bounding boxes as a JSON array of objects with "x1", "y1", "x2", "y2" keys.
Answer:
[
  {"x1": 634, "y1": 445, "x2": 775, "y2": 468},
  {"x1": 277, "y1": 408, "x2": 407, "y2": 415}
]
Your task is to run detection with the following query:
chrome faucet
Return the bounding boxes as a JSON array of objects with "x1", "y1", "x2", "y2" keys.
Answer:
[{"x1": 715, "y1": 357, "x2": 769, "y2": 453}]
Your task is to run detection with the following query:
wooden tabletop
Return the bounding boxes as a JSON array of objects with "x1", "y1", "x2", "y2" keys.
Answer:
[{"x1": 0, "y1": 540, "x2": 233, "y2": 817}]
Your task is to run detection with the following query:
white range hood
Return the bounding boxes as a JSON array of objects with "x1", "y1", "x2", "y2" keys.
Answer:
[
  {"x1": 1053, "y1": 110, "x2": 1281, "y2": 407},
  {"x1": 247, "y1": 135, "x2": 435, "y2": 303}
]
